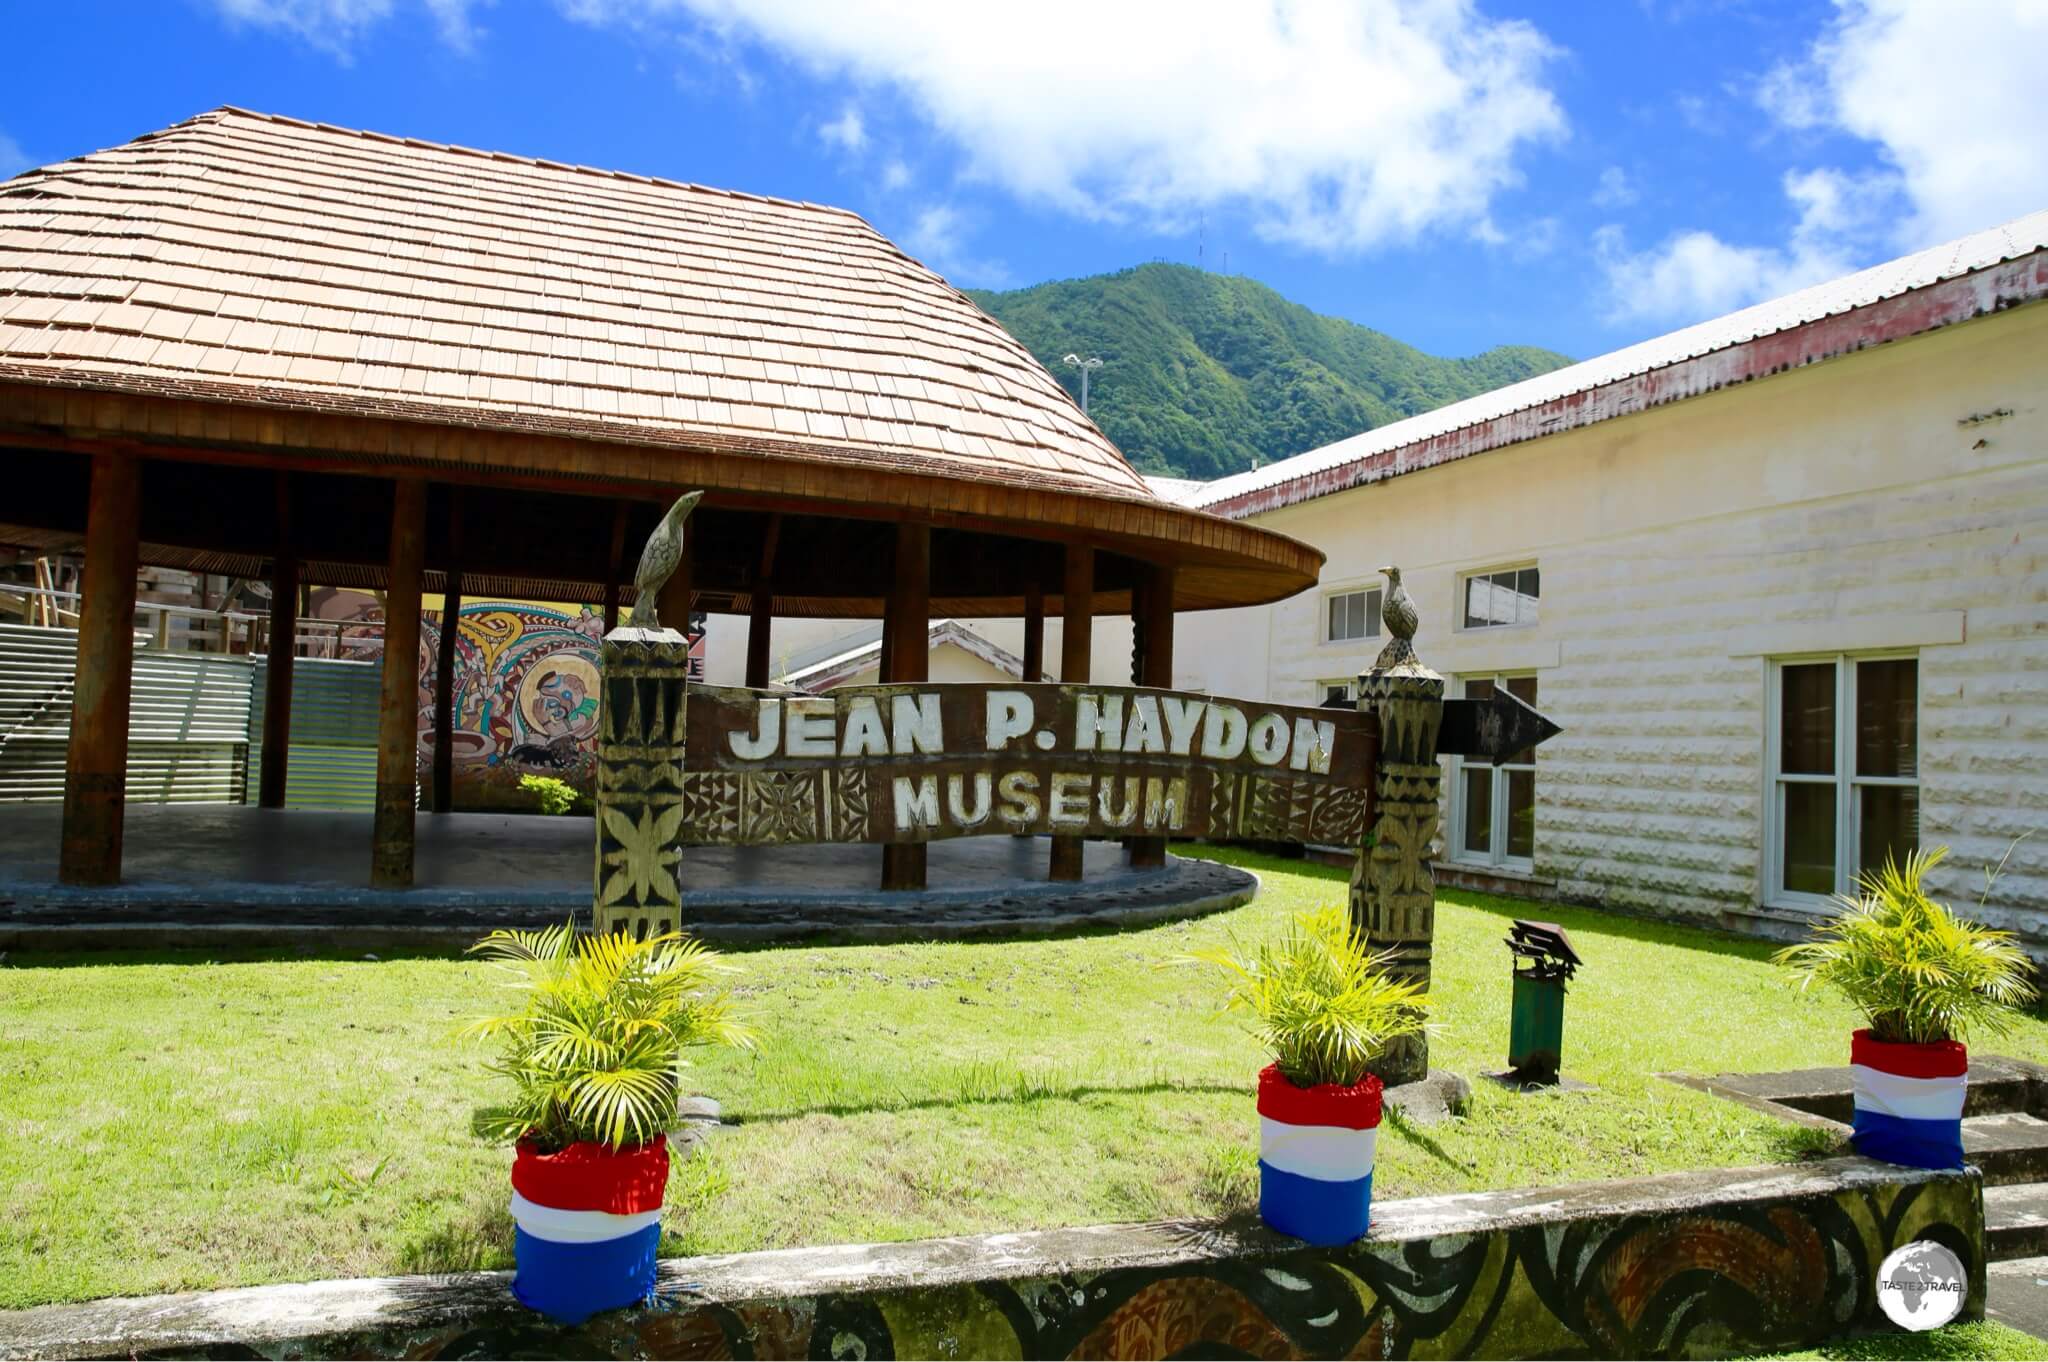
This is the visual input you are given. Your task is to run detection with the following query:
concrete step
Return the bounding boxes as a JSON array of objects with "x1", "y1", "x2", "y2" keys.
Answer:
[
  {"x1": 1703, "y1": 1056, "x2": 2045, "y2": 1126},
  {"x1": 1987, "y1": 1184, "x2": 2048, "y2": 1261},
  {"x1": 1968, "y1": 1113, "x2": 2048, "y2": 1187}
]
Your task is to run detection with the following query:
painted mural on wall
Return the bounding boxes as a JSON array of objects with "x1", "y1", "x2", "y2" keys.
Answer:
[
  {"x1": 418, "y1": 602, "x2": 607, "y2": 811},
  {"x1": 138, "y1": 1167, "x2": 1980, "y2": 1361}
]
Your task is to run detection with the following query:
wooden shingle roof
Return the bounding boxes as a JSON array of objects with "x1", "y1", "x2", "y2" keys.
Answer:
[{"x1": 0, "y1": 109, "x2": 1320, "y2": 614}]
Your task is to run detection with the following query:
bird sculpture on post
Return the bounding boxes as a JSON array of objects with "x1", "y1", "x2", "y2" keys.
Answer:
[
  {"x1": 628, "y1": 490, "x2": 704, "y2": 632},
  {"x1": 1374, "y1": 564, "x2": 1419, "y2": 669}
]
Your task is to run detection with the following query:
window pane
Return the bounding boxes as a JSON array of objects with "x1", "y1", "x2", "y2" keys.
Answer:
[
  {"x1": 1465, "y1": 676, "x2": 1496, "y2": 702},
  {"x1": 1856, "y1": 659, "x2": 1918, "y2": 779},
  {"x1": 1507, "y1": 768, "x2": 1535, "y2": 859},
  {"x1": 1349, "y1": 592, "x2": 1366, "y2": 639},
  {"x1": 1328, "y1": 596, "x2": 1343, "y2": 640},
  {"x1": 1515, "y1": 568, "x2": 1540, "y2": 624},
  {"x1": 1462, "y1": 767, "x2": 1494, "y2": 856},
  {"x1": 1859, "y1": 785, "x2": 1920, "y2": 879},
  {"x1": 1323, "y1": 684, "x2": 1351, "y2": 705},
  {"x1": 1365, "y1": 588, "x2": 1382, "y2": 638},
  {"x1": 1464, "y1": 576, "x2": 1492, "y2": 629},
  {"x1": 1506, "y1": 674, "x2": 1539, "y2": 764},
  {"x1": 1779, "y1": 663, "x2": 1836, "y2": 776},
  {"x1": 1782, "y1": 782, "x2": 1837, "y2": 896}
]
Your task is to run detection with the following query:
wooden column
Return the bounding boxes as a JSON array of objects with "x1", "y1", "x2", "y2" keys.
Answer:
[
  {"x1": 1048, "y1": 542, "x2": 1094, "y2": 882},
  {"x1": 430, "y1": 497, "x2": 464, "y2": 814},
  {"x1": 745, "y1": 515, "x2": 781, "y2": 689},
  {"x1": 654, "y1": 527, "x2": 693, "y2": 629},
  {"x1": 1022, "y1": 583, "x2": 1044, "y2": 682},
  {"x1": 372, "y1": 478, "x2": 427, "y2": 889},
  {"x1": 602, "y1": 500, "x2": 628, "y2": 634},
  {"x1": 1130, "y1": 561, "x2": 1177, "y2": 870},
  {"x1": 430, "y1": 576, "x2": 462, "y2": 812},
  {"x1": 59, "y1": 454, "x2": 141, "y2": 886},
  {"x1": 258, "y1": 474, "x2": 297, "y2": 809},
  {"x1": 880, "y1": 521, "x2": 930, "y2": 891}
]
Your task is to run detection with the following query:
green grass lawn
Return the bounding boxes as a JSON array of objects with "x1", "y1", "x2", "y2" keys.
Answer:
[{"x1": 5, "y1": 844, "x2": 2048, "y2": 1314}]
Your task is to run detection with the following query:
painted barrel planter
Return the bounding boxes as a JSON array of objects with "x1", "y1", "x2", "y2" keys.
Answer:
[
  {"x1": 1256, "y1": 1063, "x2": 1381, "y2": 1245},
  {"x1": 510, "y1": 1138, "x2": 669, "y2": 1323},
  {"x1": 1850, "y1": 1029, "x2": 1966, "y2": 1170}
]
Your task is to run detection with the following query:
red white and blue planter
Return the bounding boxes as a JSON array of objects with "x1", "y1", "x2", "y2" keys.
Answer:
[
  {"x1": 509, "y1": 1138, "x2": 669, "y2": 1323},
  {"x1": 1256, "y1": 1063, "x2": 1381, "y2": 1246},
  {"x1": 1850, "y1": 1029, "x2": 1966, "y2": 1171}
]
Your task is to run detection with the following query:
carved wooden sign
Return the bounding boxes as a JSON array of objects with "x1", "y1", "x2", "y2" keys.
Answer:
[{"x1": 671, "y1": 682, "x2": 1377, "y2": 847}]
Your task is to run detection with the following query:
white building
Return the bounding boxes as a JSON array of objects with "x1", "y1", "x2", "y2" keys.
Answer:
[{"x1": 1164, "y1": 211, "x2": 2048, "y2": 947}]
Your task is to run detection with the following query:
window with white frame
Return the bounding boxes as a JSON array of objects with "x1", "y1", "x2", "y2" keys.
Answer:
[
  {"x1": 1767, "y1": 655, "x2": 1920, "y2": 906},
  {"x1": 1325, "y1": 588, "x2": 1382, "y2": 643},
  {"x1": 1449, "y1": 673, "x2": 1539, "y2": 867},
  {"x1": 1320, "y1": 679, "x2": 1356, "y2": 706},
  {"x1": 1460, "y1": 565, "x2": 1539, "y2": 630}
]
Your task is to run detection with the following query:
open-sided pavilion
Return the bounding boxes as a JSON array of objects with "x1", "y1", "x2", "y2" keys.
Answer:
[{"x1": 0, "y1": 108, "x2": 1320, "y2": 898}]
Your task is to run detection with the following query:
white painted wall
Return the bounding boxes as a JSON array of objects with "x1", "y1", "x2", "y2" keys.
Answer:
[{"x1": 1177, "y1": 302, "x2": 2048, "y2": 941}]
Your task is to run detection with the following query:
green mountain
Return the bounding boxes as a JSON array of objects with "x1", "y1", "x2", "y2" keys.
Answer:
[{"x1": 967, "y1": 263, "x2": 1571, "y2": 482}]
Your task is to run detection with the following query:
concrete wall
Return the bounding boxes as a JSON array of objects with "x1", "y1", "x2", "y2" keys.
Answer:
[
  {"x1": 1179, "y1": 302, "x2": 2048, "y2": 938},
  {"x1": 0, "y1": 1158, "x2": 1982, "y2": 1361}
]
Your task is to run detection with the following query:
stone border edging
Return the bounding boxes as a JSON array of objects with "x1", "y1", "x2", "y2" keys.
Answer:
[{"x1": 0, "y1": 1155, "x2": 1986, "y2": 1361}]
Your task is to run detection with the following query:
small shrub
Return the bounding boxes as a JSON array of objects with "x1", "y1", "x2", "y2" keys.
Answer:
[
  {"x1": 1774, "y1": 846, "x2": 2036, "y2": 1046},
  {"x1": 464, "y1": 921, "x2": 754, "y2": 1151},
  {"x1": 519, "y1": 774, "x2": 582, "y2": 816},
  {"x1": 1182, "y1": 905, "x2": 1430, "y2": 1088}
]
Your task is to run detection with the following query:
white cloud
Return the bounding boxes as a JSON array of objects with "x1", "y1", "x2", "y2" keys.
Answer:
[
  {"x1": 1607, "y1": 0, "x2": 2045, "y2": 330},
  {"x1": 901, "y1": 202, "x2": 1012, "y2": 288},
  {"x1": 1592, "y1": 166, "x2": 1636, "y2": 208},
  {"x1": 879, "y1": 159, "x2": 911, "y2": 192},
  {"x1": 1761, "y1": 0, "x2": 2048, "y2": 244},
  {"x1": 204, "y1": 0, "x2": 485, "y2": 59},
  {"x1": 817, "y1": 103, "x2": 866, "y2": 154},
  {"x1": 1597, "y1": 166, "x2": 1896, "y2": 324},
  {"x1": 570, "y1": 0, "x2": 1566, "y2": 254},
  {"x1": 0, "y1": 132, "x2": 29, "y2": 180}
]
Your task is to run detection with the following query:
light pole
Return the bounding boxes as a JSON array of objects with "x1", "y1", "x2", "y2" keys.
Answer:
[{"x1": 1062, "y1": 353, "x2": 1103, "y2": 415}]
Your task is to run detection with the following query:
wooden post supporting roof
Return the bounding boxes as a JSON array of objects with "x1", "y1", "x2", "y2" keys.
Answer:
[
  {"x1": 1130, "y1": 562, "x2": 1177, "y2": 870},
  {"x1": 259, "y1": 473, "x2": 296, "y2": 809},
  {"x1": 1049, "y1": 542, "x2": 1094, "y2": 883},
  {"x1": 602, "y1": 499, "x2": 628, "y2": 634},
  {"x1": 880, "y1": 521, "x2": 930, "y2": 892},
  {"x1": 431, "y1": 499, "x2": 463, "y2": 816},
  {"x1": 59, "y1": 453, "x2": 140, "y2": 886},
  {"x1": 745, "y1": 515, "x2": 781, "y2": 690},
  {"x1": 372, "y1": 478, "x2": 427, "y2": 888},
  {"x1": 1023, "y1": 584, "x2": 1044, "y2": 683}
]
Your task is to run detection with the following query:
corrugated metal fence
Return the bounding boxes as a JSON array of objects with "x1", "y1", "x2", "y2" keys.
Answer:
[{"x1": 0, "y1": 623, "x2": 391, "y2": 809}]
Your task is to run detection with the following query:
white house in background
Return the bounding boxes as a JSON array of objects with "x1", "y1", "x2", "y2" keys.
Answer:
[
  {"x1": 773, "y1": 619, "x2": 1031, "y2": 692},
  {"x1": 1170, "y1": 210, "x2": 2048, "y2": 949}
]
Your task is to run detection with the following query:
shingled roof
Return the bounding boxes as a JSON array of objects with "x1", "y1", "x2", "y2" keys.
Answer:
[
  {"x1": 0, "y1": 107, "x2": 1153, "y2": 500},
  {"x1": 0, "y1": 109, "x2": 1322, "y2": 614}
]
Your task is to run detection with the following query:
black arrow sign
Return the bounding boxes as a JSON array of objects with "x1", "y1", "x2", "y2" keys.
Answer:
[{"x1": 1436, "y1": 690, "x2": 1563, "y2": 764}]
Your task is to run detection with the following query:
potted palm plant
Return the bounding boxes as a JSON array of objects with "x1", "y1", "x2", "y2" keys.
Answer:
[
  {"x1": 1188, "y1": 906, "x2": 1430, "y2": 1245},
  {"x1": 1776, "y1": 847, "x2": 2036, "y2": 1170},
  {"x1": 465, "y1": 922, "x2": 753, "y2": 1323}
]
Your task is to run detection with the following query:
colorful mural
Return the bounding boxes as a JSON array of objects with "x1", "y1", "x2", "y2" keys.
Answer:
[
  {"x1": 73, "y1": 1164, "x2": 1980, "y2": 1361},
  {"x1": 418, "y1": 602, "x2": 608, "y2": 811}
]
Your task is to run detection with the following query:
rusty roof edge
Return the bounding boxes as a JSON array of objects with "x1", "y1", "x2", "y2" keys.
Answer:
[{"x1": 1196, "y1": 229, "x2": 2048, "y2": 522}]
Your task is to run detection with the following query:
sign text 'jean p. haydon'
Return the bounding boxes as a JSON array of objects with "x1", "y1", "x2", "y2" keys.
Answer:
[
  {"x1": 1257, "y1": 1064, "x2": 1381, "y2": 1245},
  {"x1": 1851, "y1": 1029, "x2": 1966, "y2": 1170},
  {"x1": 509, "y1": 1140, "x2": 669, "y2": 1323}
]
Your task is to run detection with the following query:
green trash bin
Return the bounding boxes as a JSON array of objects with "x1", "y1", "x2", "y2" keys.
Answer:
[{"x1": 1504, "y1": 920, "x2": 1580, "y2": 1084}]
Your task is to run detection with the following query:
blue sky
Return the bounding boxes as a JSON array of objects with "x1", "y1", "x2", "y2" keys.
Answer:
[{"x1": 6, "y1": 1, "x2": 2042, "y2": 362}]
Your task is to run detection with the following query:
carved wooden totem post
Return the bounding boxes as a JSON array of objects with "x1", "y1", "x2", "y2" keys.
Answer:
[
  {"x1": 592, "y1": 493, "x2": 701, "y2": 939},
  {"x1": 1352, "y1": 565, "x2": 1444, "y2": 1088}
]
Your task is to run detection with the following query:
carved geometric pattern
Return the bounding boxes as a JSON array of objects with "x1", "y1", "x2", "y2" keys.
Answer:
[{"x1": 592, "y1": 629, "x2": 692, "y2": 939}]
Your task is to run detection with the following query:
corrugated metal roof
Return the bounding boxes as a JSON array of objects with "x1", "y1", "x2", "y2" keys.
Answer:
[
  {"x1": 1191, "y1": 207, "x2": 2048, "y2": 515},
  {"x1": 0, "y1": 106, "x2": 1154, "y2": 502}
]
